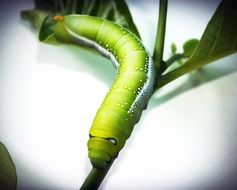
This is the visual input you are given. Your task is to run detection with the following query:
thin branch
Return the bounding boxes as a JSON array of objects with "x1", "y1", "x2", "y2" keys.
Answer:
[
  {"x1": 153, "y1": 0, "x2": 168, "y2": 74},
  {"x1": 165, "y1": 53, "x2": 184, "y2": 67},
  {"x1": 80, "y1": 160, "x2": 114, "y2": 190}
]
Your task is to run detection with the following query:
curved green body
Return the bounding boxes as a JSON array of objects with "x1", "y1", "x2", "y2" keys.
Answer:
[{"x1": 53, "y1": 15, "x2": 155, "y2": 169}]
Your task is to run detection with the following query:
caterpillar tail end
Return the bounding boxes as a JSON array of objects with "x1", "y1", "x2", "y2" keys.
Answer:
[
  {"x1": 89, "y1": 149, "x2": 110, "y2": 169},
  {"x1": 90, "y1": 158, "x2": 107, "y2": 169}
]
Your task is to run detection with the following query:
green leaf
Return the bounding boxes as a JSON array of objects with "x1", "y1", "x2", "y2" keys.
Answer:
[
  {"x1": 21, "y1": 10, "x2": 48, "y2": 30},
  {"x1": 171, "y1": 43, "x2": 177, "y2": 54},
  {"x1": 21, "y1": 0, "x2": 140, "y2": 42},
  {"x1": 165, "y1": 39, "x2": 199, "y2": 69},
  {"x1": 111, "y1": 1, "x2": 140, "y2": 39},
  {"x1": 38, "y1": 16, "x2": 58, "y2": 43},
  {"x1": 156, "y1": 0, "x2": 237, "y2": 89},
  {"x1": 182, "y1": 39, "x2": 199, "y2": 58},
  {"x1": 0, "y1": 142, "x2": 17, "y2": 190}
]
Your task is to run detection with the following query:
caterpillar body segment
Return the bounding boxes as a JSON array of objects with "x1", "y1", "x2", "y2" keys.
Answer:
[{"x1": 53, "y1": 15, "x2": 156, "y2": 169}]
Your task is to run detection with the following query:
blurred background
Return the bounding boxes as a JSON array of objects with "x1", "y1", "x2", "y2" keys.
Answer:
[{"x1": 1, "y1": 0, "x2": 237, "y2": 189}]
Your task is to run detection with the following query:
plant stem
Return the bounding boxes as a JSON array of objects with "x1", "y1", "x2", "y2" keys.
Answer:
[
  {"x1": 80, "y1": 160, "x2": 114, "y2": 190},
  {"x1": 153, "y1": 48, "x2": 237, "y2": 91},
  {"x1": 153, "y1": 0, "x2": 168, "y2": 74},
  {"x1": 165, "y1": 53, "x2": 184, "y2": 67}
]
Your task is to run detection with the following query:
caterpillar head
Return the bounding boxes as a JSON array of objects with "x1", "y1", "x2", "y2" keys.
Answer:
[{"x1": 87, "y1": 134, "x2": 119, "y2": 169}]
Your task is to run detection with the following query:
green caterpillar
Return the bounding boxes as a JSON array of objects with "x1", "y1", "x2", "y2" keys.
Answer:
[{"x1": 53, "y1": 15, "x2": 155, "y2": 169}]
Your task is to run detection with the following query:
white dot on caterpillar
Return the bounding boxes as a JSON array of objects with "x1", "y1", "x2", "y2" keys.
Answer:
[{"x1": 105, "y1": 44, "x2": 108, "y2": 47}]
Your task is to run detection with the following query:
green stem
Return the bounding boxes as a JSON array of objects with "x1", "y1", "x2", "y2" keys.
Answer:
[
  {"x1": 153, "y1": 48, "x2": 236, "y2": 91},
  {"x1": 152, "y1": 56, "x2": 186, "y2": 94},
  {"x1": 165, "y1": 53, "x2": 184, "y2": 67},
  {"x1": 80, "y1": 160, "x2": 113, "y2": 190},
  {"x1": 153, "y1": 0, "x2": 168, "y2": 74}
]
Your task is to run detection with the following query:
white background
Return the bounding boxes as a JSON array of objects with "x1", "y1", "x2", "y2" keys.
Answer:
[{"x1": 1, "y1": 0, "x2": 237, "y2": 189}]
